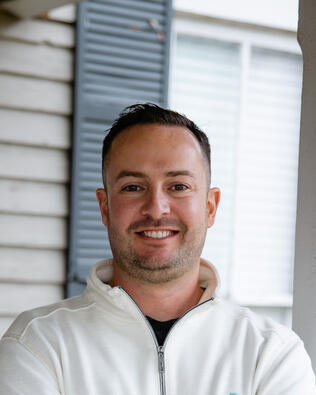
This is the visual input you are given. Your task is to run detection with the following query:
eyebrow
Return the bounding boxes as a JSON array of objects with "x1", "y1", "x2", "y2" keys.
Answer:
[
  {"x1": 115, "y1": 170, "x2": 195, "y2": 182},
  {"x1": 165, "y1": 170, "x2": 195, "y2": 178},
  {"x1": 115, "y1": 171, "x2": 146, "y2": 181}
]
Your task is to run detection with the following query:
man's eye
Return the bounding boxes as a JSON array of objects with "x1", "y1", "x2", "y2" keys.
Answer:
[
  {"x1": 122, "y1": 185, "x2": 141, "y2": 192},
  {"x1": 171, "y1": 184, "x2": 188, "y2": 191}
]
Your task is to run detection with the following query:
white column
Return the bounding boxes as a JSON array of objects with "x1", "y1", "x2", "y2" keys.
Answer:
[{"x1": 292, "y1": 0, "x2": 316, "y2": 372}]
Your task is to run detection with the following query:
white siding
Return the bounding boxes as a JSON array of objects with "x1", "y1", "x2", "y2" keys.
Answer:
[
  {"x1": 0, "y1": 109, "x2": 71, "y2": 149},
  {"x1": 0, "y1": 144, "x2": 69, "y2": 182},
  {"x1": 0, "y1": 12, "x2": 74, "y2": 47},
  {"x1": 0, "y1": 9, "x2": 74, "y2": 337}
]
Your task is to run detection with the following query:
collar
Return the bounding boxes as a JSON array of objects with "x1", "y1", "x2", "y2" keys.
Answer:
[{"x1": 85, "y1": 258, "x2": 220, "y2": 306}]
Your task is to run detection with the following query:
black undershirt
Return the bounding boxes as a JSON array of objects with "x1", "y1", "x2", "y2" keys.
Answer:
[
  {"x1": 146, "y1": 316, "x2": 178, "y2": 347},
  {"x1": 145, "y1": 289, "x2": 208, "y2": 346}
]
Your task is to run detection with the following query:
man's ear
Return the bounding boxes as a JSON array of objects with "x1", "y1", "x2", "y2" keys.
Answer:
[
  {"x1": 96, "y1": 188, "x2": 108, "y2": 227},
  {"x1": 207, "y1": 187, "x2": 220, "y2": 228}
]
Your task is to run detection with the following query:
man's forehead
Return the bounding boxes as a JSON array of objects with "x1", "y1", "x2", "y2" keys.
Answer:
[{"x1": 109, "y1": 123, "x2": 202, "y2": 158}]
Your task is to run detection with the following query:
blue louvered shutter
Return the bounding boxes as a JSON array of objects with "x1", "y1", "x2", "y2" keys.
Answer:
[{"x1": 68, "y1": 0, "x2": 172, "y2": 296}]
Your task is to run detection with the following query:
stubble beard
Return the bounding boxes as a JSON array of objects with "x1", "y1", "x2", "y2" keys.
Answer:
[{"x1": 106, "y1": 217, "x2": 208, "y2": 284}]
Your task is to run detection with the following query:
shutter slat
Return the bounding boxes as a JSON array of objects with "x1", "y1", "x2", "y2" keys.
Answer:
[
  {"x1": 86, "y1": 32, "x2": 162, "y2": 52},
  {"x1": 85, "y1": 63, "x2": 162, "y2": 82},
  {"x1": 86, "y1": 42, "x2": 163, "y2": 62},
  {"x1": 85, "y1": 52, "x2": 163, "y2": 72},
  {"x1": 88, "y1": 23, "x2": 162, "y2": 43},
  {"x1": 88, "y1": 1, "x2": 165, "y2": 19},
  {"x1": 88, "y1": 10, "x2": 166, "y2": 28},
  {"x1": 85, "y1": 83, "x2": 161, "y2": 101},
  {"x1": 86, "y1": 75, "x2": 161, "y2": 92}
]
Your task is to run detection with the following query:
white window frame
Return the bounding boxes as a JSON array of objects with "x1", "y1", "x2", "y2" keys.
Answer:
[{"x1": 169, "y1": 12, "x2": 302, "y2": 313}]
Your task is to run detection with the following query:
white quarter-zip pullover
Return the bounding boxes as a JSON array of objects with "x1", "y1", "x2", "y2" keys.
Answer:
[{"x1": 0, "y1": 259, "x2": 315, "y2": 395}]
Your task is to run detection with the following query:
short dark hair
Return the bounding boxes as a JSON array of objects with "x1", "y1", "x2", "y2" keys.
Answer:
[{"x1": 102, "y1": 103, "x2": 211, "y2": 186}]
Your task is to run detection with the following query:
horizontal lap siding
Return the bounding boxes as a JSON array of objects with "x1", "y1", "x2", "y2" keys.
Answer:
[
  {"x1": 0, "y1": 74, "x2": 72, "y2": 114},
  {"x1": 0, "y1": 10, "x2": 74, "y2": 337},
  {"x1": 0, "y1": 283, "x2": 64, "y2": 315},
  {"x1": 0, "y1": 248, "x2": 65, "y2": 283},
  {"x1": 0, "y1": 109, "x2": 71, "y2": 149},
  {"x1": 0, "y1": 144, "x2": 69, "y2": 182}
]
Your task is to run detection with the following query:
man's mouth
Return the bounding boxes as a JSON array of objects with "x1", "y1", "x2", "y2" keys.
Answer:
[{"x1": 137, "y1": 230, "x2": 178, "y2": 239}]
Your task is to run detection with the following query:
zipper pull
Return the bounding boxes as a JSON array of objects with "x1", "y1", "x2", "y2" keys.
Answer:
[{"x1": 158, "y1": 347, "x2": 165, "y2": 373}]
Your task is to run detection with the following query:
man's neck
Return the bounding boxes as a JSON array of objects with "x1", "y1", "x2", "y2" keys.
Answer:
[{"x1": 109, "y1": 263, "x2": 203, "y2": 321}]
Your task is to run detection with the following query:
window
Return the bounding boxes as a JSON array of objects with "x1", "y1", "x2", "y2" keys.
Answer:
[{"x1": 170, "y1": 16, "x2": 303, "y2": 326}]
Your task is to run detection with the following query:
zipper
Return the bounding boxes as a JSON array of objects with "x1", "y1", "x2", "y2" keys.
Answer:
[
  {"x1": 118, "y1": 287, "x2": 215, "y2": 395},
  {"x1": 158, "y1": 346, "x2": 166, "y2": 395},
  {"x1": 119, "y1": 287, "x2": 167, "y2": 394}
]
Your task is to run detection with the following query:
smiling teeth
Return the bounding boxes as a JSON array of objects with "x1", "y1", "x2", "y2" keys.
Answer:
[{"x1": 143, "y1": 231, "x2": 171, "y2": 238}]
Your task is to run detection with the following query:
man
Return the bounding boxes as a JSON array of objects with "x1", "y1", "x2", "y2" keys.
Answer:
[{"x1": 0, "y1": 103, "x2": 315, "y2": 394}]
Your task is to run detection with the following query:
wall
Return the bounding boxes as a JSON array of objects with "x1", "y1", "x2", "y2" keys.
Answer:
[
  {"x1": 0, "y1": 8, "x2": 74, "y2": 336},
  {"x1": 174, "y1": 0, "x2": 299, "y2": 32}
]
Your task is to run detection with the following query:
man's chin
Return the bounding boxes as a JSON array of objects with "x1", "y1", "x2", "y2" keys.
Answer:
[
  {"x1": 128, "y1": 266, "x2": 184, "y2": 284},
  {"x1": 133, "y1": 252, "x2": 181, "y2": 268},
  {"x1": 118, "y1": 254, "x2": 194, "y2": 284}
]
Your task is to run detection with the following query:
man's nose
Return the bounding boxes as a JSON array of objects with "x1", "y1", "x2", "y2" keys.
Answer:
[{"x1": 141, "y1": 188, "x2": 170, "y2": 219}]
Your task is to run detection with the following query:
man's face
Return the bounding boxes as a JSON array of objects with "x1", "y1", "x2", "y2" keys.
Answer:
[{"x1": 97, "y1": 123, "x2": 220, "y2": 284}]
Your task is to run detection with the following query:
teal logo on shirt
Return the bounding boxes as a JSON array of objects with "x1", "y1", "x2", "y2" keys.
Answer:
[{"x1": 230, "y1": 393, "x2": 238, "y2": 395}]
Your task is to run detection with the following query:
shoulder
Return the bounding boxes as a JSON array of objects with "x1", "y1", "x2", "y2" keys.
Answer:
[
  {"x1": 214, "y1": 300, "x2": 316, "y2": 391},
  {"x1": 212, "y1": 297, "x2": 299, "y2": 347},
  {"x1": 2, "y1": 294, "x2": 95, "y2": 342},
  {"x1": 207, "y1": 298, "x2": 315, "y2": 384},
  {"x1": 0, "y1": 295, "x2": 97, "y2": 380}
]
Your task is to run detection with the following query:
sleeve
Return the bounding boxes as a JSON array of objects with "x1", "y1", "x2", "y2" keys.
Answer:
[
  {"x1": 0, "y1": 338, "x2": 61, "y2": 395},
  {"x1": 256, "y1": 337, "x2": 316, "y2": 395}
]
